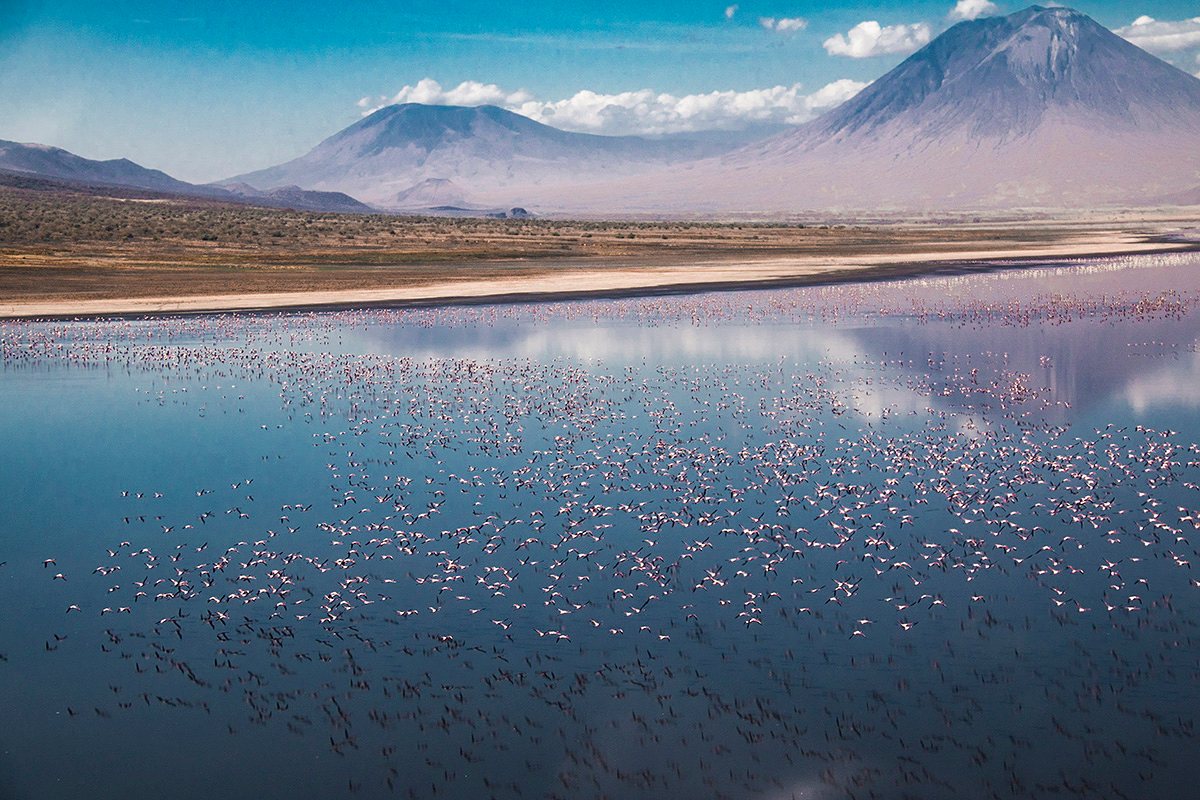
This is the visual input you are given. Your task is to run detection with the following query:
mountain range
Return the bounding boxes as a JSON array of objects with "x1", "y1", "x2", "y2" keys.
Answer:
[
  {"x1": 0, "y1": 140, "x2": 202, "y2": 195},
  {"x1": 3, "y1": 5, "x2": 1199, "y2": 216},
  {"x1": 0, "y1": 140, "x2": 371, "y2": 213}
]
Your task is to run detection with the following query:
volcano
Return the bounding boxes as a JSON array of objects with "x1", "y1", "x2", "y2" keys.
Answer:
[
  {"x1": 226, "y1": 104, "x2": 755, "y2": 209},
  {"x1": 528, "y1": 5, "x2": 1200, "y2": 213}
]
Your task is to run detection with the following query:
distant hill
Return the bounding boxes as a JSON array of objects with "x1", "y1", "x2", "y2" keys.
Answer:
[
  {"x1": 0, "y1": 140, "x2": 202, "y2": 195},
  {"x1": 0, "y1": 140, "x2": 371, "y2": 213},
  {"x1": 225, "y1": 103, "x2": 768, "y2": 208},
  {"x1": 0, "y1": 168, "x2": 195, "y2": 200},
  {"x1": 219, "y1": 182, "x2": 371, "y2": 213}
]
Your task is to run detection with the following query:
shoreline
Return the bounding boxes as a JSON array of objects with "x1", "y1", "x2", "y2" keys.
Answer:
[{"x1": 2, "y1": 236, "x2": 1194, "y2": 321}]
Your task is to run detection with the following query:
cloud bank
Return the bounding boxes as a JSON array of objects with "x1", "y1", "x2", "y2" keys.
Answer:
[
  {"x1": 823, "y1": 21, "x2": 933, "y2": 58},
  {"x1": 360, "y1": 78, "x2": 533, "y2": 109},
  {"x1": 1115, "y1": 16, "x2": 1200, "y2": 53},
  {"x1": 361, "y1": 78, "x2": 868, "y2": 136}
]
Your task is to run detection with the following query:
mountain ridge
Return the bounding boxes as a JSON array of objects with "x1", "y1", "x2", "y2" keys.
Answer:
[
  {"x1": 0, "y1": 140, "x2": 372, "y2": 213},
  {"x1": 0, "y1": 139, "x2": 203, "y2": 195},
  {"x1": 5, "y1": 5, "x2": 1200, "y2": 216},
  {"x1": 226, "y1": 103, "x2": 775, "y2": 208}
]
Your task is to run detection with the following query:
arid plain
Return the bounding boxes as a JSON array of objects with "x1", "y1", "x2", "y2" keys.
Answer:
[{"x1": 2, "y1": 184, "x2": 1196, "y2": 317}]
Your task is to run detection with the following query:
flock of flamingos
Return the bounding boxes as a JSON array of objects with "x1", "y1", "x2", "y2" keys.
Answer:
[{"x1": 2, "y1": 251, "x2": 1199, "y2": 799}]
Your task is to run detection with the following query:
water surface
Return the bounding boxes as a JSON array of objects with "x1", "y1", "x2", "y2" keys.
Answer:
[{"x1": 2, "y1": 252, "x2": 1199, "y2": 800}]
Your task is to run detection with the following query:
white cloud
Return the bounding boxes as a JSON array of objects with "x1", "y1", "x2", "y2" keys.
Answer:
[
  {"x1": 361, "y1": 78, "x2": 868, "y2": 136},
  {"x1": 383, "y1": 78, "x2": 533, "y2": 108},
  {"x1": 948, "y1": 0, "x2": 999, "y2": 22},
  {"x1": 759, "y1": 16, "x2": 809, "y2": 32},
  {"x1": 802, "y1": 78, "x2": 867, "y2": 108},
  {"x1": 724, "y1": 4, "x2": 738, "y2": 20},
  {"x1": 515, "y1": 81, "x2": 866, "y2": 134},
  {"x1": 1114, "y1": 15, "x2": 1200, "y2": 53},
  {"x1": 823, "y1": 20, "x2": 933, "y2": 58}
]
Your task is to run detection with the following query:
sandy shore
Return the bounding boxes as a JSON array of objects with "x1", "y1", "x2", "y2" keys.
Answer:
[{"x1": 1, "y1": 234, "x2": 1191, "y2": 320}]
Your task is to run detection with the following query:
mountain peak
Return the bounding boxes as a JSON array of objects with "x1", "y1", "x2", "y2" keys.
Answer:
[
  {"x1": 555, "y1": 3, "x2": 1200, "y2": 214},
  {"x1": 333, "y1": 103, "x2": 551, "y2": 157},
  {"x1": 1014, "y1": 5, "x2": 1086, "y2": 20},
  {"x1": 986, "y1": 5, "x2": 1093, "y2": 36},
  {"x1": 228, "y1": 102, "x2": 757, "y2": 207},
  {"x1": 988, "y1": 5, "x2": 1105, "y2": 79},
  {"x1": 800, "y1": 4, "x2": 1200, "y2": 143}
]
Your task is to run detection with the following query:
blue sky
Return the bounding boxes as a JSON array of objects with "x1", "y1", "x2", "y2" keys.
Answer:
[{"x1": 1, "y1": 0, "x2": 1198, "y2": 182}]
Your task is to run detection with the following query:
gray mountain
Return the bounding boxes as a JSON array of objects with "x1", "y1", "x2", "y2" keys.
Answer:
[
  {"x1": 0, "y1": 140, "x2": 373, "y2": 213},
  {"x1": 0, "y1": 140, "x2": 203, "y2": 195},
  {"x1": 226, "y1": 104, "x2": 764, "y2": 208},
  {"x1": 219, "y1": 182, "x2": 372, "y2": 213},
  {"x1": 533, "y1": 5, "x2": 1200, "y2": 213},
  {"x1": 797, "y1": 5, "x2": 1200, "y2": 145}
]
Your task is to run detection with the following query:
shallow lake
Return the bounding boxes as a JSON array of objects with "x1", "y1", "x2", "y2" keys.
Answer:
[{"x1": 2, "y1": 251, "x2": 1199, "y2": 800}]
